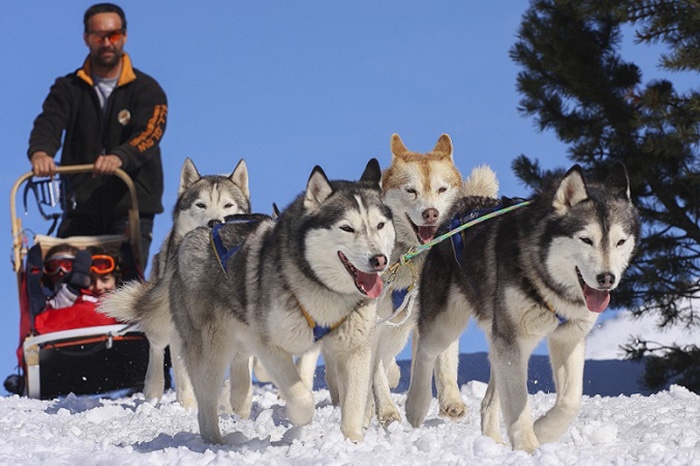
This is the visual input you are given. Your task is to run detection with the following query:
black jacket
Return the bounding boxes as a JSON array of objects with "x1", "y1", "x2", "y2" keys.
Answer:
[{"x1": 28, "y1": 53, "x2": 167, "y2": 217}]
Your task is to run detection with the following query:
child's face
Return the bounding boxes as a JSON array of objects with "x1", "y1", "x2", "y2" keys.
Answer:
[
  {"x1": 48, "y1": 271, "x2": 67, "y2": 287},
  {"x1": 90, "y1": 273, "x2": 116, "y2": 296}
]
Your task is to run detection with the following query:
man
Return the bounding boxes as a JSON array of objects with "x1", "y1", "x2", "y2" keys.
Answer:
[{"x1": 28, "y1": 3, "x2": 167, "y2": 271}]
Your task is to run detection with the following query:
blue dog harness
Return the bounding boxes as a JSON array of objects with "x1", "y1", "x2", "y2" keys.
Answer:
[
  {"x1": 391, "y1": 288, "x2": 409, "y2": 311},
  {"x1": 449, "y1": 197, "x2": 528, "y2": 262},
  {"x1": 210, "y1": 215, "x2": 263, "y2": 273}
]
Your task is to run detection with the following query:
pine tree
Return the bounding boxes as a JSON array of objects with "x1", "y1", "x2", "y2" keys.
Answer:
[{"x1": 510, "y1": 0, "x2": 700, "y2": 392}]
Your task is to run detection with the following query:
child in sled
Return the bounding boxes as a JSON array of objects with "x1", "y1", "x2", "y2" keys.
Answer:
[{"x1": 35, "y1": 244, "x2": 122, "y2": 333}]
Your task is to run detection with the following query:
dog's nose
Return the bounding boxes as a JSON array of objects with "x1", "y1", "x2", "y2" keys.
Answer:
[
  {"x1": 208, "y1": 219, "x2": 222, "y2": 228},
  {"x1": 597, "y1": 272, "x2": 615, "y2": 288},
  {"x1": 369, "y1": 254, "x2": 388, "y2": 271},
  {"x1": 422, "y1": 208, "x2": 439, "y2": 225}
]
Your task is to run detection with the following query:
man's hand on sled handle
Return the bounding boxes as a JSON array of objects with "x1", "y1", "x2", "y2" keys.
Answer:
[
  {"x1": 93, "y1": 154, "x2": 123, "y2": 176},
  {"x1": 30, "y1": 151, "x2": 124, "y2": 178},
  {"x1": 30, "y1": 151, "x2": 57, "y2": 178}
]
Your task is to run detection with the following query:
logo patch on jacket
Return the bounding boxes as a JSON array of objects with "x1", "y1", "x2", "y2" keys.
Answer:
[{"x1": 118, "y1": 109, "x2": 131, "y2": 126}]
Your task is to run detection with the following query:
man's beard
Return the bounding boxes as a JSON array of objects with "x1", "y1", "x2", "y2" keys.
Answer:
[{"x1": 92, "y1": 47, "x2": 122, "y2": 69}]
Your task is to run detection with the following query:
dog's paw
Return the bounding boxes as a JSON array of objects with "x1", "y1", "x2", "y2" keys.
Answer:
[
  {"x1": 178, "y1": 393, "x2": 197, "y2": 410},
  {"x1": 439, "y1": 400, "x2": 467, "y2": 420},
  {"x1": 377, "y1": 409, "x2": 402, "y2": 428},
  {"x1": 342, "y1": 427, "x2": 365, "y2": 443},
  {"x1": 284, "y1": 384, "x2": 315, "y2": 426},
  {"x1": 513, "y1": 437, "x2": 540, "y2": 454}
]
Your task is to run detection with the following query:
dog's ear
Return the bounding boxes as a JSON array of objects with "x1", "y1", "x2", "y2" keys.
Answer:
[
  {"x1": 230, "y1": 159, "x2": 250, "y2": 200},
  {"x1": 179, "y1": 157, "x2": 202, "y2": 196},
  {"x1": 606, "y1": 162, "x2": 632, "y2": 201},
  {"x1": 359, "y1": 158, "x2": 381, "y2": 188},
  {"x1": 552, "y1": 165, "x2": 588, "y2": 216},
  {"x1": 390, "y1": 133, "x2": 409, "y2": 158},
  {"x1": 433, "y1": 134, "x2": 454, "y2": 161},
  {"x1": 304, "y1": 166, "x2": 333, "y2": 212}
]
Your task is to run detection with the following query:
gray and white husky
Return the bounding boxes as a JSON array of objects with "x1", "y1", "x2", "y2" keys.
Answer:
[
  {"x1": 405, "y1": 163, "x2": 640, "y2": 452},
  {"x1": 169, "y1": 159, "x2": 395, "y2": 444},
  {"x1": 99, "y1": 157, "x2": 250, "y2": 407},
  {"x1": 299, "y1": 135, "x2": 499, "y2": 427}
]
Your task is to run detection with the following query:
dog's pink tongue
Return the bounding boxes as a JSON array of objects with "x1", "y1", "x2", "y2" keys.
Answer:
[
  {"x1": 584, "y1": 284, "x2": 610, "y2": 313},
  {"x1": 418, "y1": 226, "x2": 437, "y2": 244},
  {"x1": 356, "y1": 271, "x2": 383, "y2": 299}
]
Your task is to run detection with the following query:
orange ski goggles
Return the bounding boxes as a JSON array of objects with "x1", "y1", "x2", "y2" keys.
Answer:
[
  {"x1": 89, "y1": 255, "x2": 116, "y2": 275},
  {"x1": 43, "y1": 254, "x2": 116, "y2": 276}
]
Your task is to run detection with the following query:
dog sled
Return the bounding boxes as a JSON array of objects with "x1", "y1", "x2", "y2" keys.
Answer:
[{"x1": 6, "y1": 165, "x2": 150, "y2": 399}]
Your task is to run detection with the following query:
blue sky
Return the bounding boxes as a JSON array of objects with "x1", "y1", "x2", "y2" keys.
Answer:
[{"x1": 0, "y1": 1, "x2": 687, "y2": 384}]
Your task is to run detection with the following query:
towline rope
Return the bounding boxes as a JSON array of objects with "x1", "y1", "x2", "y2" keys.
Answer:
[
  {"x1": 378, "y1": 199, "x2": 532, "y2": 327},
  {"x1": 393, "y1": 199, "x2": 532, "y2": 269}
]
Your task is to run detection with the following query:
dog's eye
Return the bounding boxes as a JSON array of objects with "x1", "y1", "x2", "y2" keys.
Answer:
[
  {"x1": 617, "y1": 238, "x2": 627, "y2": 247},
  {"x1": 340, "y1": 225, "x2": 354, "y2": 233},
  {"x1": 405, "y1": 188, "x2": 417, "y2": 197},
  {"x1": 580, "y1": 237, "x2": 593, "y2": 246},
  {"x1": 224, "y1": 203, "x2": 235, "y2": 209},
  {"x1": 377, "y1": 222, "x2": 385, "y2": 230},
  {"x1": 437, "y1": 187, "x2": 447, "y2": 194},
  {"x1": 195, "y1": 202, "x2": 206, "y2": 209}
]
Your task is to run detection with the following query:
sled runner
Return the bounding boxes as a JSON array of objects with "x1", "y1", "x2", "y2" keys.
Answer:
[{"x1": 7, "y1": 165, "x2": 150, "y2": 399}]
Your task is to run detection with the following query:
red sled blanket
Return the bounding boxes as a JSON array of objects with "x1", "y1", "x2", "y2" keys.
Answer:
[{"x1": 33, "y1": 296, "x2": 119, "y2": 334}]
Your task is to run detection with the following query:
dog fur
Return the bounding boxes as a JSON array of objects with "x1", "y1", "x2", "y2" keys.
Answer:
[
  {"x1": 168, "y1": 159, "x2": 395, "y2": 443},
  {"x1": 98, "y1": 157, "x2": 250, "y2": 407},
  {"x1": 405, "y1": 163, "x2": 640, "y2": 452},
  {"x1": 366, "y1": 133, "x2": 464, "y2": 425}
]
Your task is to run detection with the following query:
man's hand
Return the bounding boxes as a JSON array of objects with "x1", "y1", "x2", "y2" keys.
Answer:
[
  {"x1": 93, "y1": 154, "x2": 123, "y2": 176},
  {"x1": 30, "y1": 151, "x2": 57, "y2": 177}
]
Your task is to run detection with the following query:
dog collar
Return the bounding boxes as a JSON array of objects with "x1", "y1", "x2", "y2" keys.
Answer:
[
  {"x1": 294, "y1": 294, "x2": 345, "y2": 342},
  {"x1": 545, "y1": 301, "x2": 568, "y2": 325},
  {"x1": 519, "y1": 273, "x2": 569, "y2": 325}
]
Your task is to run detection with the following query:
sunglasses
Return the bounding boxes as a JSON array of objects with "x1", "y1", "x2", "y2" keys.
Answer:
[
  {"x1": 87, "y1": 29, "x2": 125, "y2": 45},
  {"x1": 43, "y1": 254, "x2": 116, "y2": 276}
]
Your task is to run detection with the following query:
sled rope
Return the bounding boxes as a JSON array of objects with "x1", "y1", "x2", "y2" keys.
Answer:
[
  {"x1": 378, "y1": 260, "x2": 418, "y2": 327},
  {"x1": 377, "y1": 285, "x2": 418, "y2": 327},
  {"x1": 399, "y1": 199, "x2": 532, "y2": 264}
]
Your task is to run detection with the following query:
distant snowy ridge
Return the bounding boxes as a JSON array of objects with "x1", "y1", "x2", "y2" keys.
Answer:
[{"x1": 586, "y1": 309, "x2": 697, "y2": 360}]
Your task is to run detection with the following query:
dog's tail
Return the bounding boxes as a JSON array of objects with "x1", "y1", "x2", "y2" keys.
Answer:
[
  {"x1": 97, "y1": 280, "x2": 150, "y2": 323},
  {"x1": 462, "y1": 165, "x2": 499, "y2": 199}
]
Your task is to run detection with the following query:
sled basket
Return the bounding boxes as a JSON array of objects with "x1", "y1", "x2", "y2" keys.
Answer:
[
  {"x1": 7, "y1": 165, "x2": 150, "y2": 399},
  {"x1": 22, "y1": 325, "x2": 149, "y2": 398}
]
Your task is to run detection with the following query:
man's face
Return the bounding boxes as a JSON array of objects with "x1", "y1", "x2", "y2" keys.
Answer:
[{"x1": 83, "y1": 12, "x2": 127, "y2": 70}]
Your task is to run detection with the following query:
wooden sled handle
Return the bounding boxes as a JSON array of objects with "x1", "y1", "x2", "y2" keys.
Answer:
[{"x1": 10, "y1": 165, "x2": 143, "y2": 274}]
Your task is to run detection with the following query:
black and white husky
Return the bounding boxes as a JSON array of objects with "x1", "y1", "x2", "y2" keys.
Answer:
[
  {"x1": 99, "y1": 157, "x2": 250, "y2": 407},
  {"x1": 405, "y1": 163, "x2": 640, "y2": 452},
  {"x1": 168, "y1": 160, "x2": 395, "y2": 444}
]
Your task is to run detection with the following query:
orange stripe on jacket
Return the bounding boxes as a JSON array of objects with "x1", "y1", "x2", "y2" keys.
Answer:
[{"x1": 130, "y1": 104, "x2": 167, "y2": 153}]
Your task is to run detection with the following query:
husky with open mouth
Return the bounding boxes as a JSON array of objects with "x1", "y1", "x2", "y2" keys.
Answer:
[
  {"x1": 405, "y1": 163, "x2": 640, "y2": 452},
  {"x1": 168, "y1": 159, "x2": 395, "y2": 444}
]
